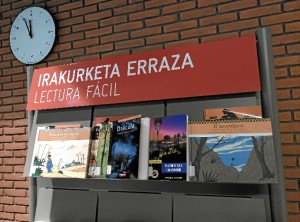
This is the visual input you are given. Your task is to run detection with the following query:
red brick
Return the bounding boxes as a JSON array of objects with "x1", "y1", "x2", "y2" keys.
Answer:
[
  {"x1": 2, "y1": 96, "x2": 24, "y2": 105},
  {"x1": 283, "y1": 156, "x2": 297, "y2": 166},
  {"x1": 2, "y1": 67, "x2": 24, "y2": 76},
  {"x1": 4, "y1": 189, "x2": 27, "y2": 197},
  {"x1": 12, "y1": 74, "x2": 26, "y2": 82},
  {"x1": 291, "y1": 66, "x2": 300, "y2": 77},
  {"x1": 73, "y1": 38, "x2": 99, "y2": 49},
  {"x1": 198, "y1": 0, "x2": 231, "y2": 7},
  {"x1": 0, "y1": 212, "x2": 14, "y2": 220},
  {"x1": 164, "y1": 20, "x2": 197, "y2": 33},
  {"x1": 14, "y1": 166, "x2": 25, "y2": 173},
  {"x1": 4, "y1": 142, "x2": 27, "y2": 150},
  {"x1": 100, "y1": 15, "x2": 127, "y2": 26},
  {"x1": 72, "y1": 21, "x2": 98, "y2": 32},
  {"x1": 280, "y1": 122, "x2": 300, "y2": 133},
  {"x1": 162, "y1": 1, "x2": 196, "y2": 14},
  {"x1": 286, "y1": 179, "x2": 299, "y2": 190},
  {"x1": 200, "y1": 12, "x2": 237, "y2": 26},
  {"x1": 4, "y1": 173, "x2": 26, "y2": 181},
  {"x1": 3, "y1": 112, "x2": 25, "y2": 120},
  {"x1": 114, "y1": 21, "x2": 143, "y2": 32},
  {"x1": 240, "y1": 4, "x2": 281, "y2": 19},
  {"x1": 286, "y1": 21, "x2": 300, "y2": 33},
  {"x1": 102, "y1": 49, "x2": 130, "y2": 59},
  {"x1": 146, "y1": 33, "x2": 179, "y2": 44},
  {"x1": 0, "y1": 196, "x2": 14, "y2": 204},
  {"x1": 219, "y1": 19, "x2": 259, "y2": 32},
  {"x1": 4, "y1": 205, "x2": 26, "y2": 213},
  {"x1": 86, "y1": 43, "x2": 114, "y2": 54},
  {"x1": 181, "y1": 26, "x2": 217, "y2": 39},
  {"x1": 85, "y1": 10, "x2": 112, "y2": 22},
  {"x1": 99, "y1": 0, "x2": 127, "y2": 10},
  {"x1": 0, "y1": 90, "x2": 12, "y2": 98},
  {"x1": 146, "y1": 15, "x2": 177, "y2": 27},
  {"x1": 270, "y1": 24, "x2": 284, "y2": 35},
  {"x1": 284, "y1": 1, "x2": 300, "y2": 11},
  {"x1": 13, "y1": 88, "x2": 27, "y2": 96},
  {"x1": 86, "y1": 27, "x2": 113, "y2": 38},
  {"x1": 275, "y1": 68, "x2": 288, "y2": 78},
  {"x1": 0, "y1": 76, "x2": 11, "y2": 83},
  {"x1": 0, "y1": 120, "x2": 13, "y2": 127},
  {"x1": 0, "y1": 181, "x2": 13, "y2": 188},
  {"x1": 294, "y1": 111, "x2": 300, "y2": 121},
  {"x1": 14, "y1": 181, "x2": 29, "y2": 189},
  {"x1": 72, "y1": 5, "x2": 97, "y2": 17},
  {"x1": 114, "y1": 3, "x2": 143, "y2": 15},
  {"x1": 0, "y1": 136, "x2": 13, "y2": 143},
  {"x1": 218, "y1": 0, "x2": 257, "y2": 13},
  {"x1": 132, "y1": 45, "x2": 164, "y2": 54},
  {"x1": 287, "y1": 191, "x2": 300, "y2": 201},
  {"x1": 279, "y1": 112, "x2": 292, "y2": 122},
  {"x1": 131, "y1": 27, "x2": 162, "y2": 38},
  {"x1": 281, "y1": 134, "x2": 294, "y2": 144},
  {"x1": 145, "y1": 0, "x2": 177, "y2": 9},
  {"x1": 288, "y1": 215, "x2": 300, "y2": 222},
  {"x1": 277, "y1": 89, "x2": 290, "y2": 100},
  {"x1": 276, "y1": 78, "x2": 300, "y2": 89},
  {"x1": 3, "y1": 82, "x2": 23, "y2": 90},
  {"x1": 58, "y1": 1, "x2": 83, "y2": 12},
  {"x1": 129, "y1": 9, "x2": 160, "y2": 21},
  {"x1": 13, "y1": 119, "x2": 28, "y2": 127},
  {"x1": 202, "y1": 32, "x2": 239, "y2": 43},
  {"x1": 165, "y1": 38, "x2": 199, "y2": 49},
  {"x1": 59, "y1": 16, "x2": 84, "y2": 28},
  {"x1": 0, "y1": 150, "x2": 13, "y2": 157},
  {"x1": 288, "y1": 44, "x2": 300, "y2": 54},
  {"x1": 13, "y1": 135, "x2": 28, "y2": 142},
  {"x1": 0, "y1": 105, "x2": 12, "y2": 113},
  {"x1": 115, "y1": 39, "x2": 144, "y2": 50},
  {"x1": 0, "y1": 166, "x2": 13, "y2": 173},
  {"x1": 60, "y1": 49, "x2": 85, "y2": 59},
  {"x1": 273, "y1": 46, "x2": 285, "y2": 56},
  {"x1": 288, "y1": 202, "x2": 300, "y2": 213},
  {"x1": 292, "y1": 89, "x2": 300, "y2": 99},
  {"x1": 180, "y1": 7, "x2": 216, "y2": 20},
  {"x1": 14, "y1": 197, "x2": 29, "y2": 205},
  {"x1": 15, "y1": 213, "x2": 29, "y2": 222},
  {"x1": 262, "y1": 11, "x2": 300, "y2": 25},
  {"x1": 101, "y1": 32, "x2": 129, "y2": 44},
  {"x1": 282, "y1": 145, "x2": 300, "y2": 155},
  {"x1": 273, "y1": 33, "x2": 300, "y2": 46},
  {"x1": 59, "y1": 32, "x2": 84, "y2": 43},
  {"x1": 3, "y1": 157, "x2": 25, "y2": 165}
]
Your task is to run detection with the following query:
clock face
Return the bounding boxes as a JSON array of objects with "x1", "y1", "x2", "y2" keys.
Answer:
[{"x1": 10, "y1": 7, "x2": 55, "y2": 65}]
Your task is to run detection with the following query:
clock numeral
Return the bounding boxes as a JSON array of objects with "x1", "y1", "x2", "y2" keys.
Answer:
[{"x1": 40, "y1": 51, "x2": 43, "y2": 56}]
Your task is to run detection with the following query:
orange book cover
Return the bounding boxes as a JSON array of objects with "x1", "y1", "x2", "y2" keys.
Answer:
[{"x1": 204, "y1": 105, "x2": 262, "y2": 120}]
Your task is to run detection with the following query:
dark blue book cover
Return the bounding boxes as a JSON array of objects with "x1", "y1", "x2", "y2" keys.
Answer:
[
  {"x1": 148, "y1": 114, "x2": 188, "y2": 180},
  {"x1": 107, "y1": 118, "x2": 141, "y2": 179}
]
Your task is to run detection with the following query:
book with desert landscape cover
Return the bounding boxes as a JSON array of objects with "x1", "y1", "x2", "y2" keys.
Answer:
[{"x1": 29, "y1": 127, "x2": 91, "y2": 178}]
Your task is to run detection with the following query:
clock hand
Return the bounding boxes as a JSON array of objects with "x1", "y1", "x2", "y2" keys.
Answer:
[
  {"x1": 23, "y1": 18, "x2": 32, "y2": 38},
  {"x1": 29, "y1": 20, "x2": 32, "y2": 38}
]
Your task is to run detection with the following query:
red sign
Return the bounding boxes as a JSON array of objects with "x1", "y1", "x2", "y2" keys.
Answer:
[{"x1": 27, "y1": 35, "x2": 261, "y2": 111}]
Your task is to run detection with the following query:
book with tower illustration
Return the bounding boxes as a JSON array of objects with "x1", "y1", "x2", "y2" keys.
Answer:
[{"x1": 188, "y1": 118, "x2": 277, "y2": 184}]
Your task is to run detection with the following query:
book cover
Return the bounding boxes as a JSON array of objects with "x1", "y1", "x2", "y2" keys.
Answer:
[
  {"x1": 29, "y1": 127, "x2": 91, "y2": 178},
  {"x1": 148, "y1": 114, "x2": 188, "y2": 181},
  {"x1": 204, "y1": 105, "x2": 262, "y2": 120},
  {"x1": 107, "y1": 118, "x2": 141, "y2": 179},
  {"x1": 88, "y1": 123, "x2": 112, "y2": 178},
  {"x1": 188, "y1": 118, "x2": 277, "y2": 183}
]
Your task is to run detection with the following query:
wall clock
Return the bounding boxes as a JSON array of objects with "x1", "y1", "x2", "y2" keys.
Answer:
[{"x1": 10, "y1": 7, "x2": 56, "y2": 65}]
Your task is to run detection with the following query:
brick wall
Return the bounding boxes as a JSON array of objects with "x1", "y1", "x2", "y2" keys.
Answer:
[{"x1": 0, "y1": 0, "x2": 299, "y2": 221}]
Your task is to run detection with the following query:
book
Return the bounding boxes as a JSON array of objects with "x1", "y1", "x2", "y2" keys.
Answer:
[
  {"x1": 29, "y1": 127, "x2": 92, "y2": 178},
  {"x1": 107, "y1": 117, "x2": 141, "y2": 179},
  {"x1": 188, "y1": 118, "x2": 277, "y2": 183},
  {"x1": 138, "y1": 117, "x2": 151, "y2": 180},
  {"x1": 88, "y1": 114, "x2": 142, "y2": 178},
  {"x1": 204, "y1": 105, "x2": 262, "y2": 120},
  {"x1": 148, "y1": 114, "x2": 188, "y2": 181}
]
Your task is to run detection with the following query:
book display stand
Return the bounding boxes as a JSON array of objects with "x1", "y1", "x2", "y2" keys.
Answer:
[{"x1": 25, "y1": 28, "x2": 287, "y2": 222}]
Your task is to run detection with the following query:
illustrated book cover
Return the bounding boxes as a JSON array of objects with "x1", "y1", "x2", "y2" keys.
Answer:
[
  {"x1": 148, "y1": 114, "x2": 188, "y2": 181},
  {"x1": 29, "y1": 127, "x2": 91, "y2": 178},
  {"x1": 204, "y1": 105, "x2": 262, "y2": 120},
  {"x1": 107, "y1": 117, "x2": 141, "y2": 179},
  {"x1": 188, "y1": 118, "x2": 277, "y2": 183}
]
